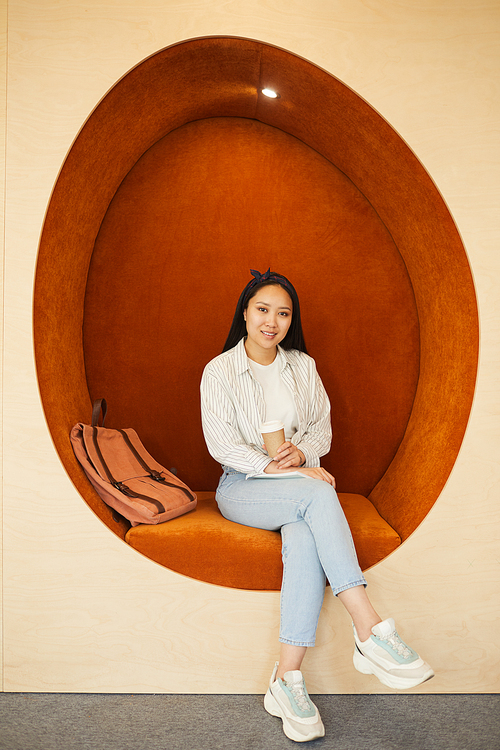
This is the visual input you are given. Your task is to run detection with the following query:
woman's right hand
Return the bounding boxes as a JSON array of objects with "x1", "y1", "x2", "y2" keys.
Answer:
[{"x1": 297, "y1": 467, "x2": 336, "y2": 487}]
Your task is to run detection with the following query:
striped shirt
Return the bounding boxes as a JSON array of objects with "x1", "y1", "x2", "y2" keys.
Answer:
[{"x1": 200, "y1": 338, "x2": 332, "y2": 476}]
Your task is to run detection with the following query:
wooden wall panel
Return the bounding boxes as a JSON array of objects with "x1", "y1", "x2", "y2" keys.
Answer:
[
  {"x1": 0, "y1": 0, "x2": 6, "y2": 694},
  {"x1": 3, "y1": 0, "x2": 500, "y2": 693}
]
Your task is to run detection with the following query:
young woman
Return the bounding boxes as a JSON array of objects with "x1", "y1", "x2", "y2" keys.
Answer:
[{"x1": 200, "y1": 269, "x2": 433, "y2": 743}]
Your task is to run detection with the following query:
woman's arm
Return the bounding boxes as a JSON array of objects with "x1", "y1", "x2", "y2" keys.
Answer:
[
  {"x1": 286, "y1": 358, "x2": 332, "y2": 468},
  {"x1": 264, "y1": 457, "x2": 336, "y2": 486},
  {"x1": 200, "y1": 369, "x2": 273, "y2": 475}
]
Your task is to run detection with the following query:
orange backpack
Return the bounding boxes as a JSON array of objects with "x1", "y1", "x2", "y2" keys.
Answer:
[{"x1": 70, "y1": 399, "x2": 197, "y2": 526}]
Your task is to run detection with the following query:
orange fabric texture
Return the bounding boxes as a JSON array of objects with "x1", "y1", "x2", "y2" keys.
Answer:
[
  {"x1": 83, "y1": 116, "x2": 419, "y2": 500},
  {"x1": 33, "y1": 38, "x2": 478, "y2": 585},
  {"x1": 125, "y1": 492, "x2": 401, "y2": 590}
]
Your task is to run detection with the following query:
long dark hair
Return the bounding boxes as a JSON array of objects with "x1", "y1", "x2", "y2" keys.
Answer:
[{"x1": 222, "y1": 270, "x2": 308, "y2": 354}]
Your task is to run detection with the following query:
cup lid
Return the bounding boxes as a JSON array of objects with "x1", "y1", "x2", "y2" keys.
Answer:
[{"x1": 260, "y1": 420, "x2": 285, "y2": 433}]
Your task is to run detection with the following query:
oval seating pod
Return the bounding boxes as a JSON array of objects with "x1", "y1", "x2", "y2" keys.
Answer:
[{"x1": 33, "y1": 37, "x2": 478, "y2": 590}]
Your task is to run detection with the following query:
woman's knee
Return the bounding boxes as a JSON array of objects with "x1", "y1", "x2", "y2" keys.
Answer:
[
  {"x1": 299, "y1": 481, "x2": 347, "y2": 525},
  {"x1": 304, "y1": 479, "x2": 339, "y2": 507}
]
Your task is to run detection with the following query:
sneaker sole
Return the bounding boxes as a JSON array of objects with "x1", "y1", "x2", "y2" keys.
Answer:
[
  {"x1": 264, "y1": 688, "x2": 325, "y2": 742},
  {"x1": 353, "y1": 648, "x2": 435, "y2": 690}
]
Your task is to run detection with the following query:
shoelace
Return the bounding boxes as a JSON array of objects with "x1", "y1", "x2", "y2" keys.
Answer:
[
  {"x1": 381, "y1": 630, "x2": 412, "y2": 659},
  {"x1": 285, "y1": 679, "x2": 312, "y2": 712}
]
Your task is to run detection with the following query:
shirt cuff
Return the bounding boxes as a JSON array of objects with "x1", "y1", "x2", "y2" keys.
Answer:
[
  {"x1": 296, "y1": 442, "x2": 320, "y2": 468},
  {"x1": 245, "y1": 457, "x2": 275, "y2": 479}
]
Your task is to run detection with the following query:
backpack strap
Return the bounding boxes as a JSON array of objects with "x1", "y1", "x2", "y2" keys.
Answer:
[
  {"x1": 118, "y1": 429, "x2": 196, "y2": 503},
  {"x1": 92, "y1": 398, "x2": 107, "y2": 427},
  {"x1": 90, "y1": 424, "x2": 166, "y2": 514}
]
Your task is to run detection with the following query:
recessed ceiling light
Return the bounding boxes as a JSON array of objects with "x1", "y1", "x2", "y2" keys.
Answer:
[{"x1": 261, "y1": 88, "x2": 280, "y2": 99}]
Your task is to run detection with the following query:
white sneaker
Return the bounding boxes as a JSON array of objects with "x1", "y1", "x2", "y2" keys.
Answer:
[
  {"x1": 353, "y1": 617, "x2": 435, "y2": 689},
  {"x1": 264, "y1": 662, "x2": 325, "y2": 742}
]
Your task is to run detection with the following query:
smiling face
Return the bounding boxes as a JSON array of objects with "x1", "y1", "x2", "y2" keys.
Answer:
[{"x1": 243, "y1": 284, "x2": 293, "y2": 364}]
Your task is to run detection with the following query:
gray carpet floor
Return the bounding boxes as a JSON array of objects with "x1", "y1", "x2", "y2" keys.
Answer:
[{"x1": 1, "y1": 693, "x2": 499, "y2": 750}]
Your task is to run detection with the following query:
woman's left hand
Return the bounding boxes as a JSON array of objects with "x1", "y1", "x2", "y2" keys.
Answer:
[{"x1": 273, "y1": 442, "x2": 305, "y2": 470}]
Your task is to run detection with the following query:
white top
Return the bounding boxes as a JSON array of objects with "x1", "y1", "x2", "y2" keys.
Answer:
[
  {"x1": 200, "y1": 338, "x2": 332, "y2": 476},
  {"x1": 248, "y1": 356, "x2": 299, "y2": 441}
]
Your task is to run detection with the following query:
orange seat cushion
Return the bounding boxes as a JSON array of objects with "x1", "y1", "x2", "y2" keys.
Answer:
[{"x1": 125, "y1": 491, "x2": 401, "y2": 590}]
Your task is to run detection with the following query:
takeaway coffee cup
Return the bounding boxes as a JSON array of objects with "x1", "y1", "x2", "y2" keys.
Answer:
[{"x1": 260, "y1": 420, "x2": 285, "y2": 458}]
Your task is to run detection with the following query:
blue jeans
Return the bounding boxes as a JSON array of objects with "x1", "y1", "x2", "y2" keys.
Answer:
[{"x1": 216, "y1": 468, "x2": 367, "y2": 647}]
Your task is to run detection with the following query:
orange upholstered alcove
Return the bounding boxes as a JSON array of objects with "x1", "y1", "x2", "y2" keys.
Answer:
[{"x1": 34, "y1": 37, "x2": 478, "y2": 591}]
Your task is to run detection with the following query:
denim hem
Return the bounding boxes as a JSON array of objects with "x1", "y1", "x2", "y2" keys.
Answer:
[
  {"x1": 331, "y1": 578, "x2": 367, "y2": 597},
  {"x1": 279, "y1": 636, "x2": 316, "y2": 648}
]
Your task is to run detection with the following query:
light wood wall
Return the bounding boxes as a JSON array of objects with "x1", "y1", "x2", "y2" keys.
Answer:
[{"x1": 2, "y1": 0, "x2": 499, "y2": 693}]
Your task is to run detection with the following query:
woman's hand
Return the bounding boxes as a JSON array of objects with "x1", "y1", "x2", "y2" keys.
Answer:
[
  {"x1": 296, "y1": 466, "x2": 336, "y2": 487},
  {"x1": 271, "y1": 441, "x2": 305, "y2": 469},
  {"x1": 264, "y1": 463, "x2": 336, "y2": 486}
]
